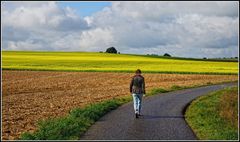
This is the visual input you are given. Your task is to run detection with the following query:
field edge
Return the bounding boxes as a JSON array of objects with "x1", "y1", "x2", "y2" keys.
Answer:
[{"x1": 2, "y1": 68, "x2": 238, "y2": 75}]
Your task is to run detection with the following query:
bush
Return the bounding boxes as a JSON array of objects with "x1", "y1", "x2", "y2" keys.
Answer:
[
  {"x1": 106, "y1": 47, "x2": 117, "y2": 54},
  {"x1": 163, "y1": 53, "x2": 171, "y2": 57}
]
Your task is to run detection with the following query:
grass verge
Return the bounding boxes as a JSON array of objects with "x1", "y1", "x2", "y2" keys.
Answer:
[
  {"x1": 20, "y1": 99, "x2": 129, "y2": 140},
  {"x1": 20, "y1": 81, "x2": 237, "y2": 140},
  {"x1": 185, "y1": 87, "x2": 238, "y2": 140}
]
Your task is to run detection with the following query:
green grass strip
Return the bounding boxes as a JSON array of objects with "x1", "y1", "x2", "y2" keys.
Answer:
[
  {"x1": 20, "y1": 99, "x2": 129, "y2": 140},
  {"x1": 185, "y1": 87, "x2": 238, "y2": 140}
]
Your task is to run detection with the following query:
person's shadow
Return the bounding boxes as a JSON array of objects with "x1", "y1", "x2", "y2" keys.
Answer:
[{"x1": 140, "y1": 115, "x2": 184, "y2": 119}]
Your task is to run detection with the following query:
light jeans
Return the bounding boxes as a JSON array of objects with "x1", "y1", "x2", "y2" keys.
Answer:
[{"x1": 132, "y1": 93, "x2": 143, "y2": 114}]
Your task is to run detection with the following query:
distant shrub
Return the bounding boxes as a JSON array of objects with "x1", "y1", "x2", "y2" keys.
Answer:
[
  {"x1": 106, "y1": 47, "x2": 117, "y2": 54},
  {"x1": 164, "y1": 53, "x2": 171, "y2": 57}
]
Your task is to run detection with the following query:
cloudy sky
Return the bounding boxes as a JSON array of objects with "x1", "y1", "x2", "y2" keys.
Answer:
[{"x1": 1, "y1": 1, "x2": 239, "y2": 58}]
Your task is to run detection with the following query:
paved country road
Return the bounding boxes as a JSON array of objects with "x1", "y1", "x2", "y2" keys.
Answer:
[{"x1": 81, "y1": 82, "x2": 238, "y2": 140}]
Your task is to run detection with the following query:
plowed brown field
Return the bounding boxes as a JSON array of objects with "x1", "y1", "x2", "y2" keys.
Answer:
[{"x1": 2, "y1": 71, "x2": 238, "y2": 140}]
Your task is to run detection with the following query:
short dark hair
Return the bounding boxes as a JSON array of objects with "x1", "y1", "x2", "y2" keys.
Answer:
[{"x1": 135, "y1": 69, "x2": 141, "y2": 74}]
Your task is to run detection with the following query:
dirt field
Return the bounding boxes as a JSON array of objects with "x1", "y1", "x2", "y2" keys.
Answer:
[{"x1": 2, "y1": 70, "x2": 238, "y2": 140}]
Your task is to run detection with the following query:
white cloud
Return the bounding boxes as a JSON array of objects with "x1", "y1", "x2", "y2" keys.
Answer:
[
  {"x1": 175, "y1": 14, "x2": 238, "y2": 49},
  {"x1": 7, "y1": 40, "x2": 45, "y2": 51},
  {"x1": 2, "y1": 2, "x2": 88, "y2": 31},
  {"x1": 117, "y1": 1, "x2": 238, "y2": 17},
  {"x1": 79, "y1": 28, "x2": 114, "y2": 51},
  {"x1": 86, "y1": 1, "x2": 239, "y2": 57},
  {"x1": 2, "y1": 1, "x2": 89, "y2": 51},
  {"x1": 2, "y1": 1, "x2": 239, "y2": 58}
]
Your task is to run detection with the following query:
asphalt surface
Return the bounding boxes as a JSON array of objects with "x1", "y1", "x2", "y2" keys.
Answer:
[{"x1": 81, "y1": 82, "x2": 237, "y2": 140}]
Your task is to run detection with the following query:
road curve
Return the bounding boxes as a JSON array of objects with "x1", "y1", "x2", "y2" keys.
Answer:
[{"x1": 81, "y1": 82, "x2": 237, "y2": 140}]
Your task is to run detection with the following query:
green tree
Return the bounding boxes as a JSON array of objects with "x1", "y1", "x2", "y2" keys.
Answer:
[
  {"x1": 106, "y1": 47, "x2": 117, "y2": 54},
  {"x1": 163, "y1": 53, "x2": 171, "y2": 57}
]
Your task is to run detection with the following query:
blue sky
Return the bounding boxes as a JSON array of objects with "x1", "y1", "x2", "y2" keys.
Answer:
[{"x1": 57, "y1": 1, "x2": 111, "y2": 17}]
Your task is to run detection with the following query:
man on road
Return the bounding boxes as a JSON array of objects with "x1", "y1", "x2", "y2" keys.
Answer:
[{"x1": 130, "y1": 69, "x2": 146, "y2": 118}]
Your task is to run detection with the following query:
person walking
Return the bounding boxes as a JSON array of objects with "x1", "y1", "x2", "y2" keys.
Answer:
[{"x1": 130, "y1": 69, "x2": 146, "y2": 118}]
